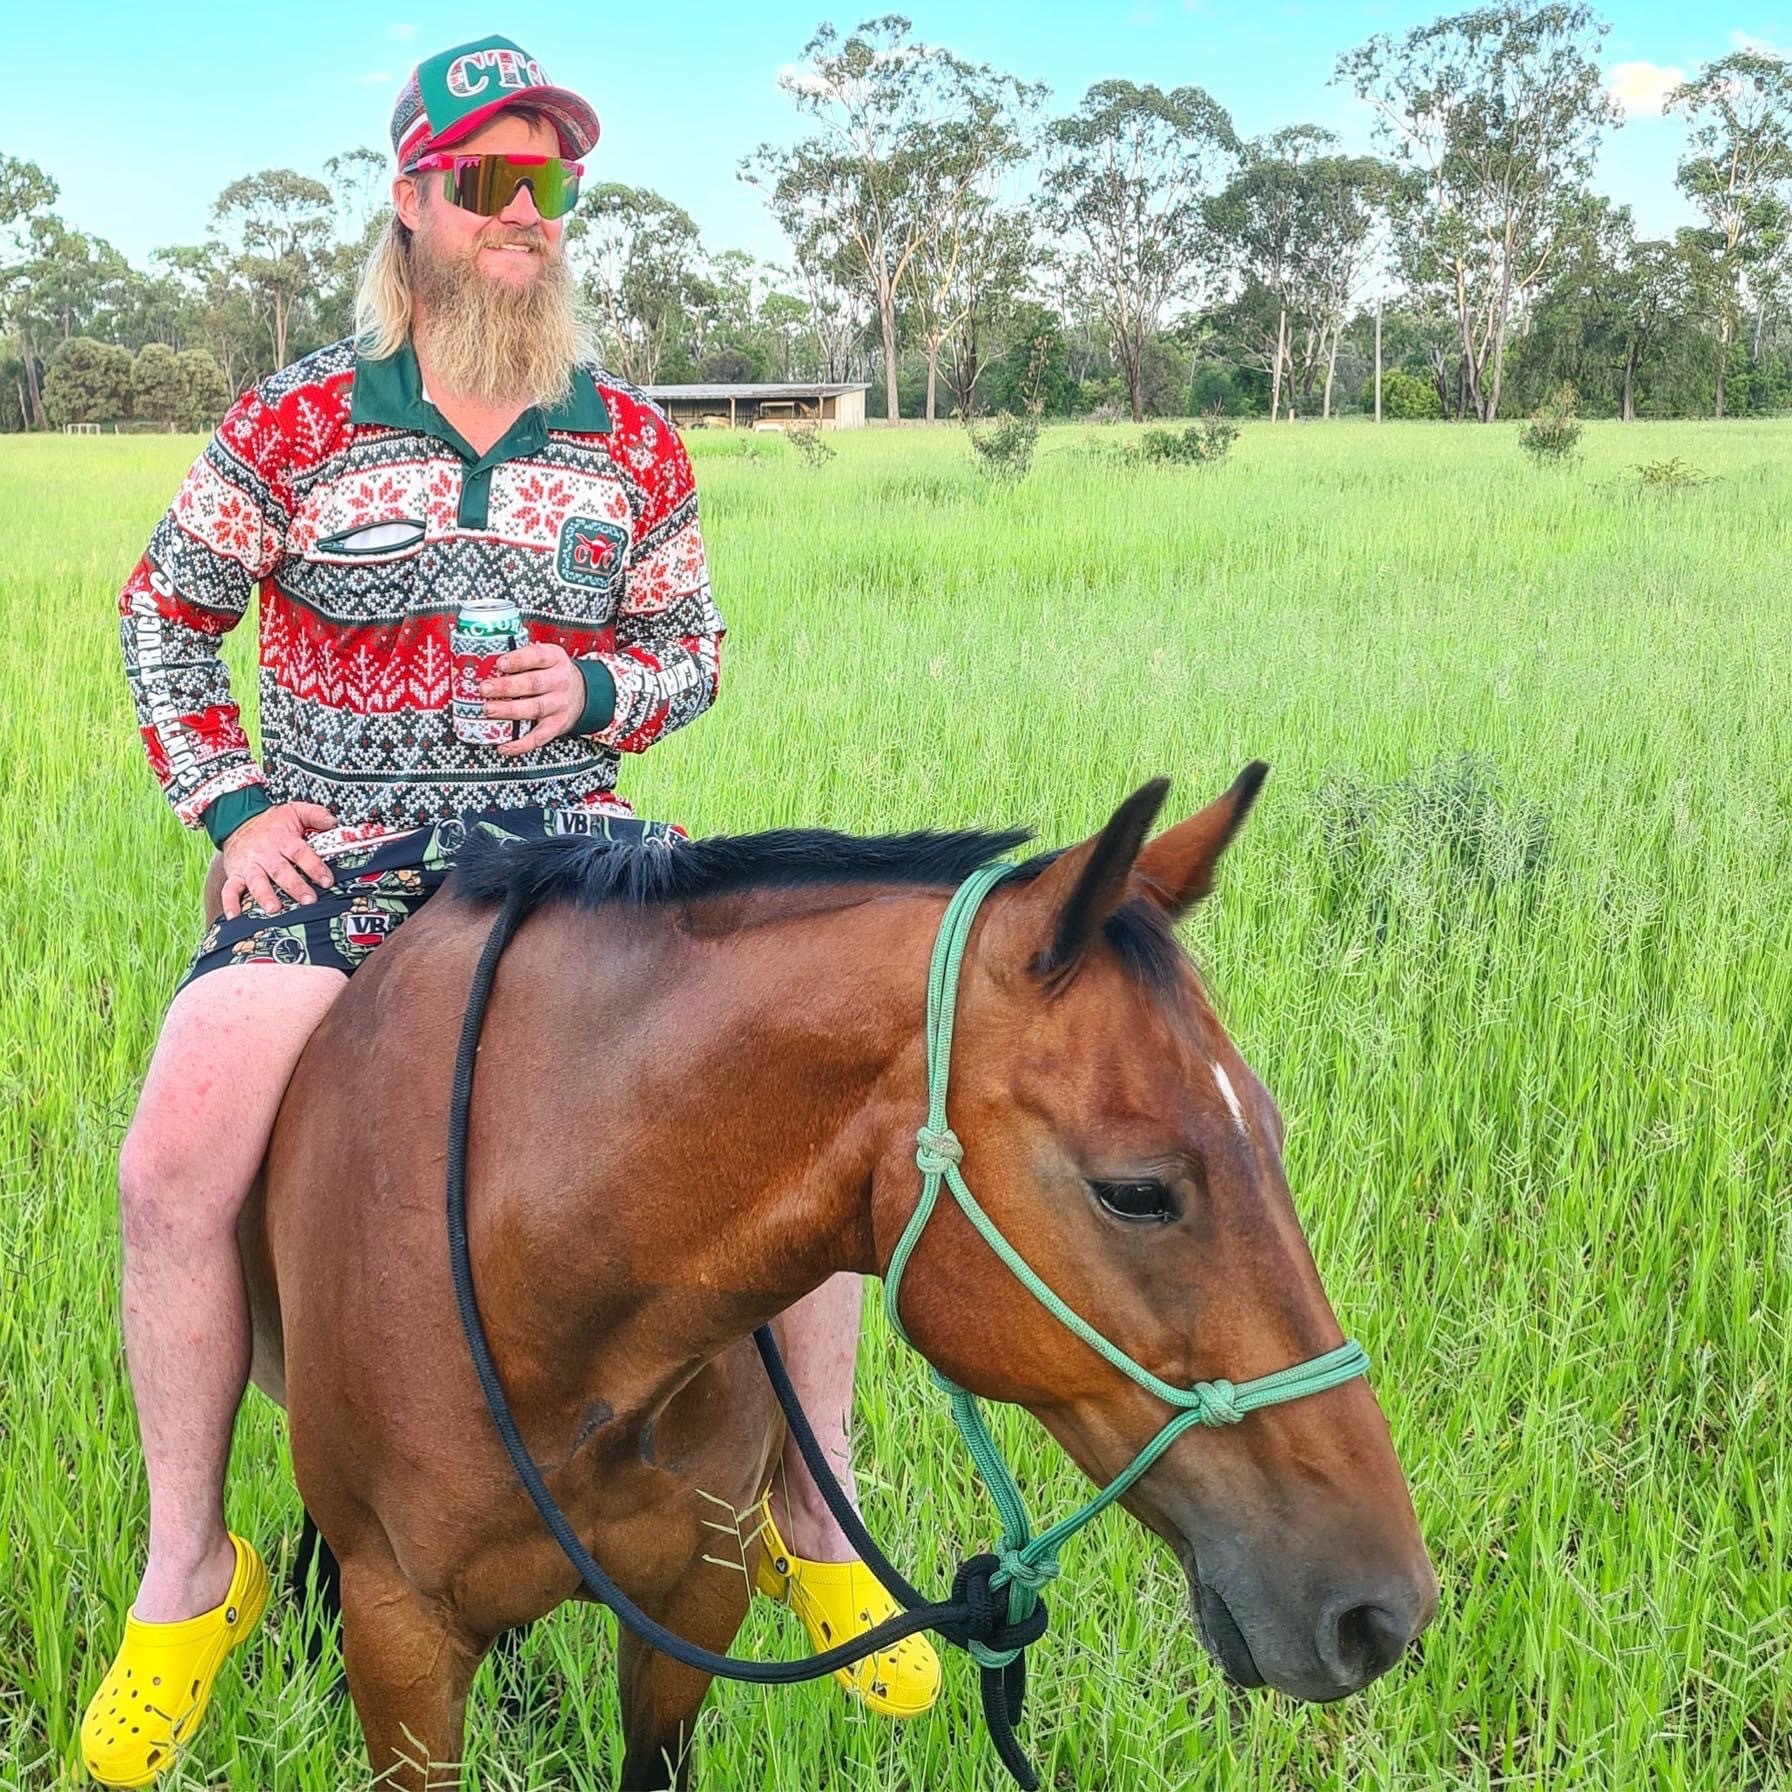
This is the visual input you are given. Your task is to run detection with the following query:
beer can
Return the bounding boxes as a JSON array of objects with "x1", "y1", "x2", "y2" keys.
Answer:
[{"x1": 451, "y1": 597, "x2": 529, "y2": 747}]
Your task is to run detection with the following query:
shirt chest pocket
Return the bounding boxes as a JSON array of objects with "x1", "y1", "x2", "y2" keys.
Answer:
[
  {"x1": 292, "y1": 465, "x2": 439, "y2": 565},
  {"x1": 552, "y1": 513, "x2": 631, "y2": 623}
]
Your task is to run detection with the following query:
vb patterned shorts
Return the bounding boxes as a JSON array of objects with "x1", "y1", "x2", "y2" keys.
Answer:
[{"x1": 173, "y1": 802, "x2": 685, "y2": 999}]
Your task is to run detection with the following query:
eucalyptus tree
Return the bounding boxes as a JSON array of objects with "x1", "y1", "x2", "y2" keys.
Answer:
[
  {"x1": 1615, "y1": 237, "x2": 1695, "y2": 419},
  {"x1": 790, "y1": 249, "x2": 872, "y2": 385},
  {"x1": 1040, "y1": 79, "x2": 1240, "y2": 422},
  {"x1": 1336, "y1": 3, "x2": 1621, "y2": 421},
  {"x1": 316, "y1": 146, "x2": 394, "y2": 341},
  {"x1": 1504, "y1": 194, "x2": 1690, "y2": 415},
  {"x1": 680, "y1": 249, "x2": 766, "y2": 378},
  {"x1": 1, "y1": 214, "x2": 134, "y2": 427},
  {"x1": 211, "y1": 170, "x2": 335, "y2": 373},
  {"x1": 565, "y1": 183, "x2": 705, "y2": 385},
  {"x1": 147, "y1": 242, "x2": 263, "y2": 396},
  {"x1": 939, "y1": 206, "x2": 1031, "y2": 417},
  {"x1": 1665, "y1": 51, "x2": 1792, "y2": 418},
  {"x1": 1206, "y1": 126, "x2": 1323, "y2": 420},
  {"x1": 1208, "y1": 126, "x2": 1391, "y2": 419},
  {"x1": 758, "y1": 288, "x2": 815, "y2": 382},
  {"x1": 742, "y1": 14, "x2": 1039, "y2": 420},
  {"x1": 2, "y1": 156, "x2": 66, "y2": 423},
  {"x1": 900, "y1": 81, "x2": 1042, "y2": 420}
]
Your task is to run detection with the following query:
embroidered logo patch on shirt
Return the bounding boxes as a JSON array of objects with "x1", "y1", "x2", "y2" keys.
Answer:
[{"x1": 557, "y1": 515, "x2": 628, "y2": 593}]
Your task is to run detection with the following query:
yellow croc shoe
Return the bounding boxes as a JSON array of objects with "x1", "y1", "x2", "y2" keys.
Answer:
[
  {"x1": 753, "y1": 1498, "x2": 941, "y2": 1719},
  {"x1": 81, "y1": 1534, "x2": 270, "y2": 1787}
]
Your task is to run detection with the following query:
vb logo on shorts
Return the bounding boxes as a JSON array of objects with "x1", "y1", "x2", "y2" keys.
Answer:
[{"x1": 556, "y1": 515, "x2": 628, "y2": 594}]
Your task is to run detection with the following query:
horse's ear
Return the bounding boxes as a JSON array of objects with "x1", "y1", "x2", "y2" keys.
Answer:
[
  {"x1": 987, "y1": 778, "x2": 1171, "y2": 984},
  {"x1": 1131, "y1": 761, "x2": 1268, "y2": 922}
]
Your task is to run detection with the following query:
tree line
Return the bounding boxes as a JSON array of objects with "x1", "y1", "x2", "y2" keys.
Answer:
[{"x1": 5, "y1": 6, "x2": 1792, "y2": 433}]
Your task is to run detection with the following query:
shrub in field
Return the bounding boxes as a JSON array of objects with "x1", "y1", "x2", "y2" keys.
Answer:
[
  {"x1": 1370, "y1": 369, "x2": 1443, "y2": 420},
  {"x1": 1311, "y1": 752, "x2": 1552, "y2": 950},
  {"x1": 738, "y1": 432, "x2": 786, "y2": 463},
  {"x1": 787, "y1": 423, "x2": 835, "y2": 471},
  {"x1": 967, "y1": 409, "x2": 1041, "y2": 483},
  {"x1": 1633, "y1": 456, "x2": 1709, "y2": 491},
  {"x1": 1077, "y1": 430, "x2": 1131, "y2": 465},
  {"x1": 1138, "y1": 410, "x2": 1240, "y2": 466},
  {"x1": 1519, "y1": 384, "x2": 1583, "y2": 466}
]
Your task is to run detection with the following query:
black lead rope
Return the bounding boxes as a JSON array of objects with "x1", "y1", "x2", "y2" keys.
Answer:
[{"x1": 446, "y1": 888, "x2": 1049, "y2": 1788}]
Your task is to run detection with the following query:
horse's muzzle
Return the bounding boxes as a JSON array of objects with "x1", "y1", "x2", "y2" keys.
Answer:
[{"x1": 1185, "y1": 1548, "x2": 1437, "y2": 1702}]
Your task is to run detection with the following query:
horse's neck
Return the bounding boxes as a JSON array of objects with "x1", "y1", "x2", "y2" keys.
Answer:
[{"x1": 505, "y1": 885, "x2": 942, "y2": 1417}]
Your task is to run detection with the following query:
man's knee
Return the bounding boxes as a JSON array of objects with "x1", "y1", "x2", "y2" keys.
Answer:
[
  {"x1": 118, "y1": 963, "x2": 347, "y2": 1250},
  {"x1": 117, "y1": 1123, "x2": 249, "y2": 1250}
]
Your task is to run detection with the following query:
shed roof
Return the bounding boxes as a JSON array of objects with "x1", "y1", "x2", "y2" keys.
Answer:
[{"x1": 643, "y1": 382, "x2": 869, "y2": 401}]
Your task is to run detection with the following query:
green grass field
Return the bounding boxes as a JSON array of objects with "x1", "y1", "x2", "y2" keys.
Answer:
[{"x1": 1, "y1": 417, "x2": 1787, "y2": 1789}]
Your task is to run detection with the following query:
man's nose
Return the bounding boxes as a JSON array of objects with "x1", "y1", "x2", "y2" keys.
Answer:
[{"x1": 499, "y1": 183, "x2": 543, "y2": 228}]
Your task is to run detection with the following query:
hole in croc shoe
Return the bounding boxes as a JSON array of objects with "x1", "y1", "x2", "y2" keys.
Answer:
[
  {"x1": 146, "y1": 1751, "x2": 161, "y2": 1767},
  {"x1": 820, "y1": 1621, "x2": 832, "y2": 1640}
]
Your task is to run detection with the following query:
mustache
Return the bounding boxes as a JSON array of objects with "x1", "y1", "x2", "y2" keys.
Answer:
[{"x1": 475, "y1": 224, "x2": 550, "y2": 251}]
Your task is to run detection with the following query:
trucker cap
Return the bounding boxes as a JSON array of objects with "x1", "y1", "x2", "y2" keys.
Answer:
[{"x1": 390, "y1": 35, "x2": 600, "y2": 172}]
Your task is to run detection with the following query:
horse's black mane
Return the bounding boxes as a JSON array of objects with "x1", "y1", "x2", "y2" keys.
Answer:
[{"x1": 449, "y1": 821, "x2": 1188, "y2": 994}]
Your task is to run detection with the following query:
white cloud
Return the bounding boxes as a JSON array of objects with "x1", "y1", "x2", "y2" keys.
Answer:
[
  {"x1": 355, "y1": 70, "x2": 394, "y2": 85},
  {"x1": 1606, "y1": 60, "x2": 1687, "y2": 117},
  {"x1": 389, "y1": 21, "x2": 416, "y2": 39},
  {"x1": 776, "y1": 46, "x2": 917, "y2": 103},
  {"x1": 776, "y1": 60, "x2": 840, "y2": 99}
]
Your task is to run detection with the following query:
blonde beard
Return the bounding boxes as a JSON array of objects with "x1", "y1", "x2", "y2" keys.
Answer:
[{"x1": 407, "y1": 218, "x2": 583, "y2": 410}]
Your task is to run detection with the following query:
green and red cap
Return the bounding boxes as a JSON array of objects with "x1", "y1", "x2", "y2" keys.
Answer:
[{"x1": 390, "y1": 36, "x2": 600, "y2": 172}]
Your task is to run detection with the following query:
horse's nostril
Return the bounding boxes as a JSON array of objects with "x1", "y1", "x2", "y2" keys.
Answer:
[{"x1": 1318, "y1": 1598, "x2": 1411, "y2": 1687}]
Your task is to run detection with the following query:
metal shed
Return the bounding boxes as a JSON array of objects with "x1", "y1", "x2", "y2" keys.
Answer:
[{"x1": 642, "y1": 382, "x2": 869, "y2": 430}]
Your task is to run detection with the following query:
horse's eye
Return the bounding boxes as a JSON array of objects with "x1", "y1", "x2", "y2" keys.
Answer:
[{"x1": 1089, "y1": 1179, "x2": 1177, "y2": 1224}]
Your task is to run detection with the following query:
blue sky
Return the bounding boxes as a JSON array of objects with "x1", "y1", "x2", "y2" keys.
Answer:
[{"x1": 9, "y1": 3, "x2": 1788, "y2": 273}]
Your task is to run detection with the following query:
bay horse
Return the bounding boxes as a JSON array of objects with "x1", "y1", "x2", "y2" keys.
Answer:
[{"x1": 219, "y1": 768, "x2": 1437, "y2": 1790}]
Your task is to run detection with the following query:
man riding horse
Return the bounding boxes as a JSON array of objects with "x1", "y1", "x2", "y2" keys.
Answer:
[{"x1": 87, "y1": 35, "x2": 932, "y2": 1785}]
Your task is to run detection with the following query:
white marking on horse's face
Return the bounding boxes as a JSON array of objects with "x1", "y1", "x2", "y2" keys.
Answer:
[{"x1": 1211, "y1": 1060, "x2": 1251, "y2": 1140}]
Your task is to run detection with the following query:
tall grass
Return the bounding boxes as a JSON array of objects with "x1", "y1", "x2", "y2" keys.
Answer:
[{"x1": 1, "y1": 418, "x2": 1787, "y2": 1788}]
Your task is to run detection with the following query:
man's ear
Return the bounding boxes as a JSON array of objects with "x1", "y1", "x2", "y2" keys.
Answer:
[
  {"x1": 393, "y1": 174, "x2": 421, "y2": 232},
  {"x1": 984, "y1": 778, "x2": 1171, "y2": 986},
  {"x1": 1130, "y1": 761, "x2": 1268, "y2": 922}
]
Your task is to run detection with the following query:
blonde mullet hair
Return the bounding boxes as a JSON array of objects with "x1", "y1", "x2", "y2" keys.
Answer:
[{"x1": 353, "y1": 212, "x2": 416, "y2": 360}]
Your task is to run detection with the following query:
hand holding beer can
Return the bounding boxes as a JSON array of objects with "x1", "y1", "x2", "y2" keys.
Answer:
[{"x1": 451, "y1": 597, "x2": 531, "y2": 747}]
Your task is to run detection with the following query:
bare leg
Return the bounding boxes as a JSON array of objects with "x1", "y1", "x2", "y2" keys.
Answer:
[
  {"x1": 767, "y1": 1270, "x2": 861, "y2": 1563},
  {"x1": 117, "y1": 965, "x2": 347, "y2": 1621}
]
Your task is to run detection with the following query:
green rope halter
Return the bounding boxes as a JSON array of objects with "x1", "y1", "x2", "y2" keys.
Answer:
[{"x1": 883, "y1": 861, "x2": 1371, "y2": 1668}]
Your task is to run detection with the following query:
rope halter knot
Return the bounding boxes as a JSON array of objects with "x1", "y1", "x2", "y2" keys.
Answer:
[
  {"x1": 1192, "y1": 1377, "x2": 1242, "y2": 1427},
  {"x1": 993, "y1": 1545, "x2": 1060, "y2": 1596},
  {"x1": 915, "y1": 1124, "x2": 965, "y2": 1175},
  {"x1": 937, "y1": 1552, "x2": 1052, "y2": 1668}
]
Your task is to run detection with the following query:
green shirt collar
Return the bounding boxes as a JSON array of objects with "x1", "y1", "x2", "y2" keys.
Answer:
[{"x1": 349, "y1": 335, "x2": 611, "y2": 443}]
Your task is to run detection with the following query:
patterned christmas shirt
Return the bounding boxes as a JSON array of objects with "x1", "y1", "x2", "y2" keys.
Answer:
[{"x1": 118, "y1": 334, "x2": 725, "y2": 857}]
